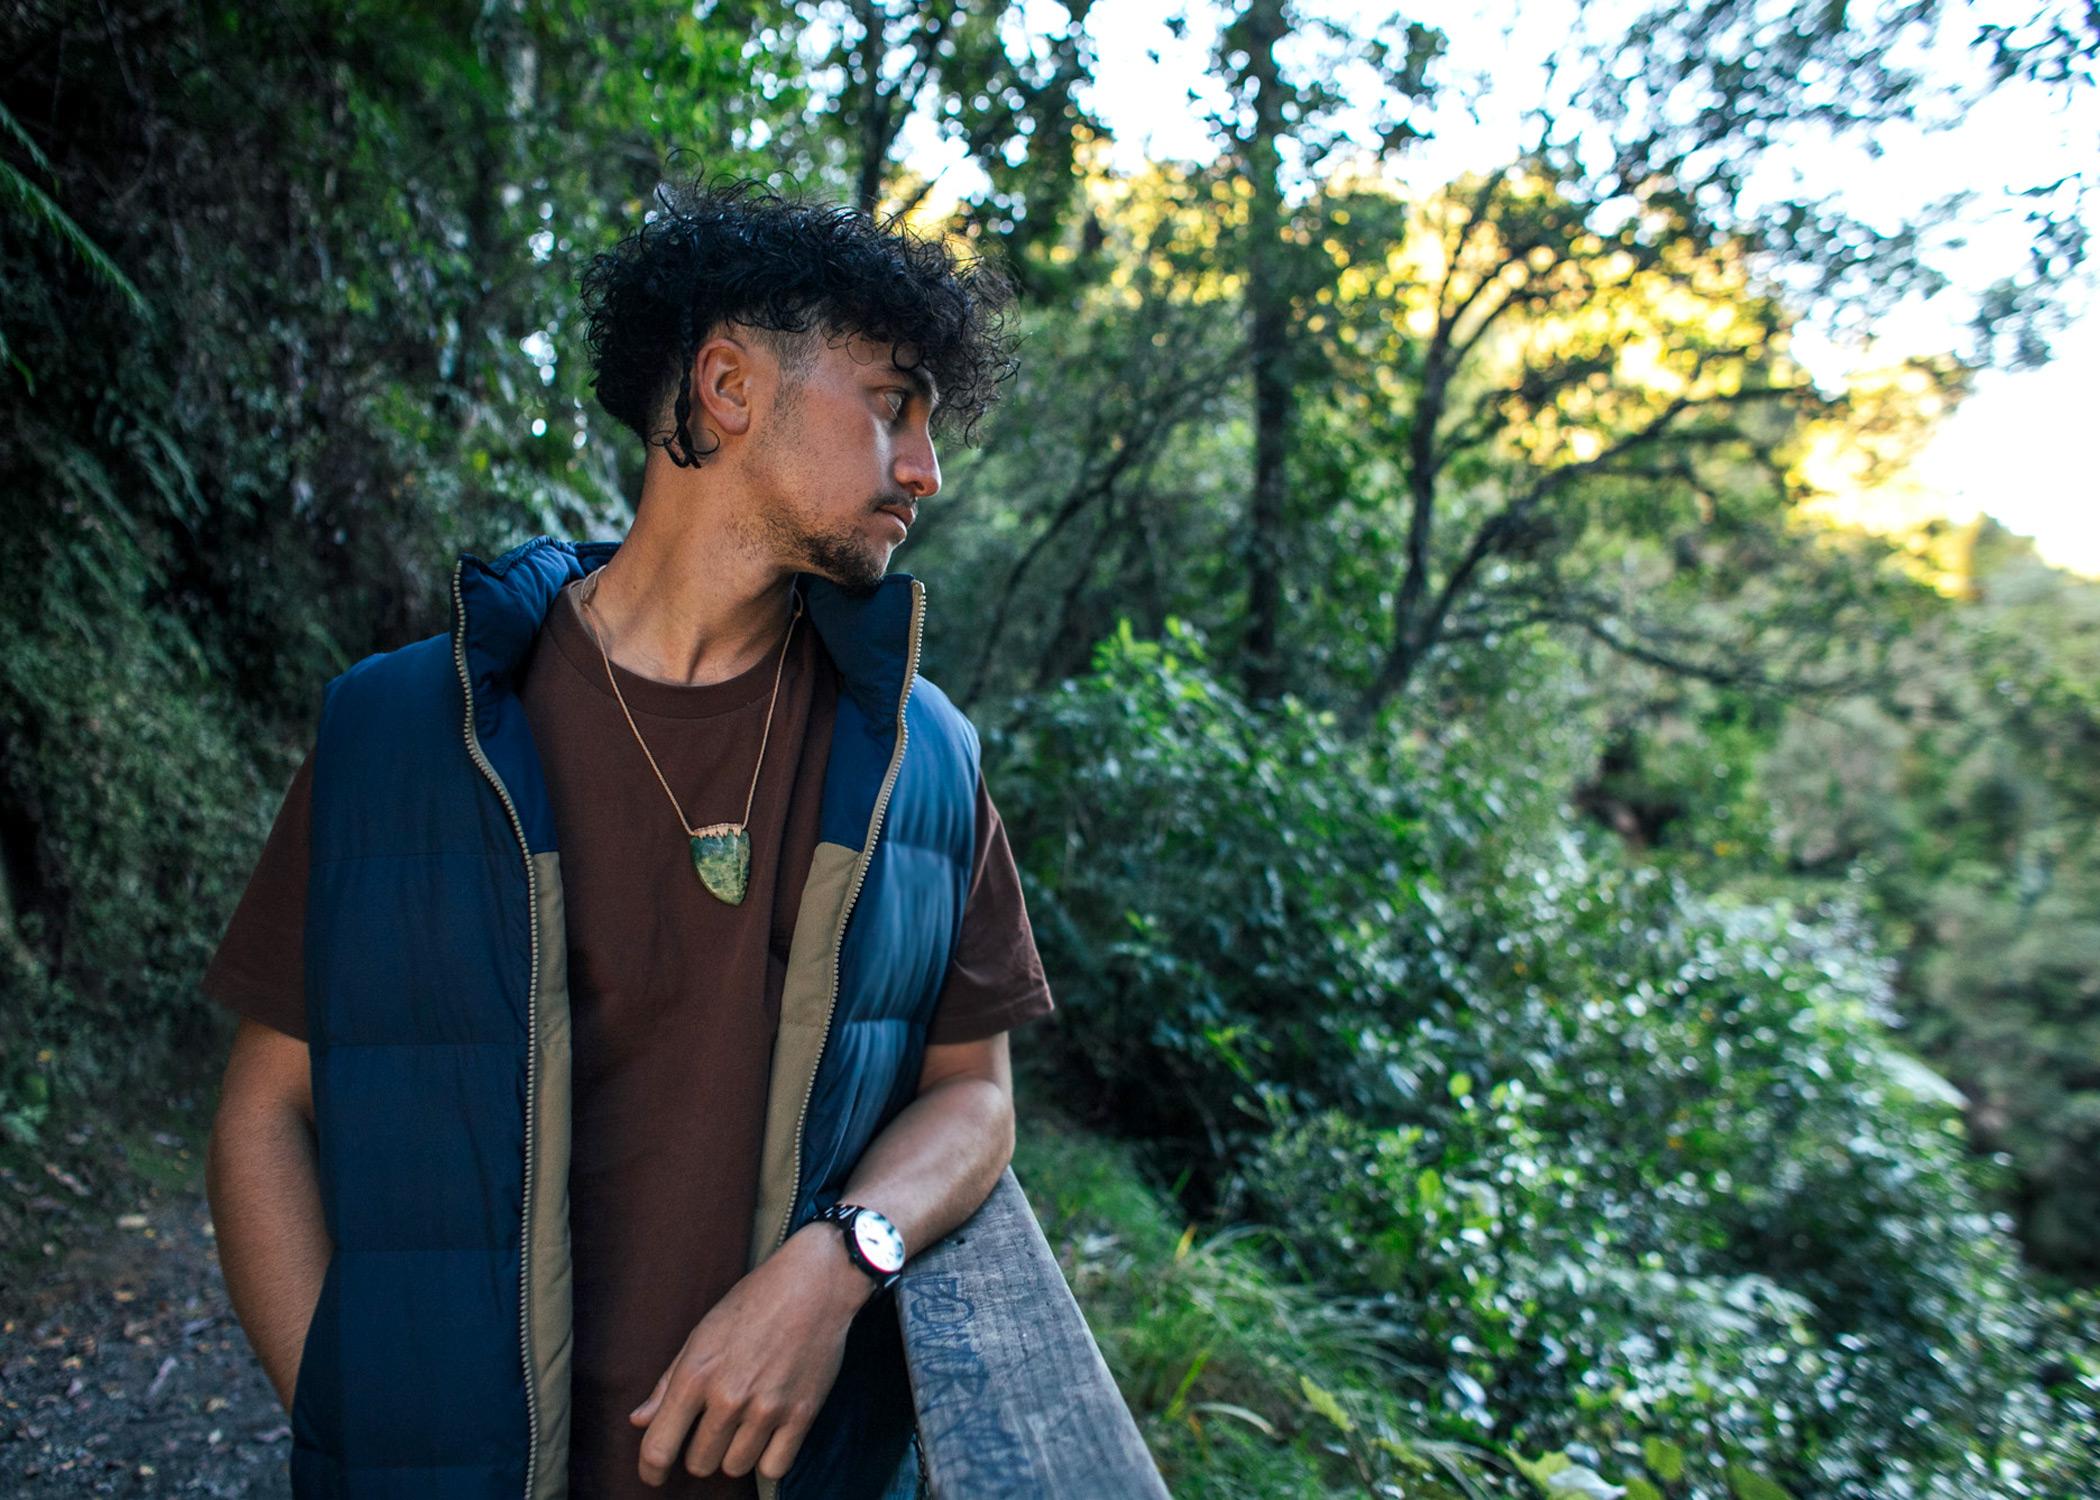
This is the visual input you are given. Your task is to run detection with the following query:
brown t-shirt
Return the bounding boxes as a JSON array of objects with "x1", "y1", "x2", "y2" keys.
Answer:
[{"x1": 202, "y1": 580, "x2": 1054, "y2": 1498}]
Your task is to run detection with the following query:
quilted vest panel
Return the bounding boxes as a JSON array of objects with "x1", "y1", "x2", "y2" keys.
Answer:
[
  {"x1": 295, "y1": 631, "x2": 536, "y2": 1498},
  {"x1": 778, "y1": 672, "x2": 978, "y2": 1500}
]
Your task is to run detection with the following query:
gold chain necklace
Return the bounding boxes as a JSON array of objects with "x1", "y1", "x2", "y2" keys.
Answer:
[{"x1": 571, "y1": 567, "x2": 803, "y2": 906}]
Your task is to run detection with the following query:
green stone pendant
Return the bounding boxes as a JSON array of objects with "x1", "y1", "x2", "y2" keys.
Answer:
[{"x1": 689, "y1": 828, "x2": 751, "y2": 905}]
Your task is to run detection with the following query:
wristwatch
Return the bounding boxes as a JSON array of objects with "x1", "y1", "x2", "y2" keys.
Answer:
[{"x1": 815, "y1": 1201, "x2": 906, "y2": 1295}]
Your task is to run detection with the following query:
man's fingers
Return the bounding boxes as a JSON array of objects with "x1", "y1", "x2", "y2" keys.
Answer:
[
  {"x1": 756, "y1": 1408, "x2": 811, "y2": 1483},
  {"x1": 636, "y1": 1375, "x2": 709, "y2": 1486},
  {"x1": 680, "y1": 1397, "x2": 752, "y2": 1479},
  {"x1": 630, "y1": 1371, "x2": 669, "y2": 1425},
  {"x1": 718, "y1": 1394, "x2": 809, "y2": 1479}
]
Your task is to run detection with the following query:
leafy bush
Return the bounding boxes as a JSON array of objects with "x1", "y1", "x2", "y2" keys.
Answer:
[
  {"x1": 1020, "y1": 1093, "x2": 1555, "y2": 1499},
  {"x1": 986, "y1": 613, "x2": 1445, "y2": 1185},
  {"x1": 993, "y1": 619, "x2": 2099, "y2": 1499},
  {"x1": 0, "y1": 530, "x2": 270, "y2": 1104}
]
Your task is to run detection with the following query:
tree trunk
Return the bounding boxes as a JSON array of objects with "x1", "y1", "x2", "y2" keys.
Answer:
[{"x1": 1237, "y1": 0, "x2": 1292, "y2": 707}]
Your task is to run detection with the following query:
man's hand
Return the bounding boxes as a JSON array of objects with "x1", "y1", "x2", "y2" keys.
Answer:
[
  {"x1": 629, "y1": 1219, "x2": 873, "y2": 1486},
  {"x1": 631, "y1": 1034, "x2": 1016, "y2": 1487}
]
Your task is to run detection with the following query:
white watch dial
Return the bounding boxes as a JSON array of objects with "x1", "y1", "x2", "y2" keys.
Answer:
[{"x1": 852, "y1": 1211, "x2": 906, "y2": 1274}]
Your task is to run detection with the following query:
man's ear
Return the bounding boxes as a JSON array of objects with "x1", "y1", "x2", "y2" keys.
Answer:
[{"x1": 691, "y1": 333, "x2": 757, "y2": 439}]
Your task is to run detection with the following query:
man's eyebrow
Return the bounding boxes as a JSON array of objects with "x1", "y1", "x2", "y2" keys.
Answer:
[{"x1": 889, "y1": 362, "x2": 942, "y2": 412}]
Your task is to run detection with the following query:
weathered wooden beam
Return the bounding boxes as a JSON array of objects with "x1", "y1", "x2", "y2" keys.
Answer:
[{"x1": 897, "y1": 1166, "x2": 1169, "y2": 1499}]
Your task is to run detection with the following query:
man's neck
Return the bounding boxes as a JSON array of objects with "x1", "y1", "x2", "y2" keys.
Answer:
[{"x1": 581, "y1": 486, "x2": 799, "y2": 690}]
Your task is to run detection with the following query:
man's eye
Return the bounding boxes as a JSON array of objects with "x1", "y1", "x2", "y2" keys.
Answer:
[{"x1": 885, "y1": 390, "x2": 909, "y2": 420}]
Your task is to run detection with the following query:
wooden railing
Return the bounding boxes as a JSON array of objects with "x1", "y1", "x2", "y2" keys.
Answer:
[{"x1": 896, "y1": 1166, "x2": 1170, "y2": 1498}]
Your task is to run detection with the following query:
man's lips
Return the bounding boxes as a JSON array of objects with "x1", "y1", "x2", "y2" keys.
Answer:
[{"x1": 877, "y1": 503, "x2": 915, "y2": 531}]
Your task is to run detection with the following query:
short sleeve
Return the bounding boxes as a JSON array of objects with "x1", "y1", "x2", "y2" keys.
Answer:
[
  {"x1": 201, "y1": 746, "x2": 315, "y2": 1042},
  {"x1": 925, "y1": 771, "x2": 1056, "y2": 1046}
]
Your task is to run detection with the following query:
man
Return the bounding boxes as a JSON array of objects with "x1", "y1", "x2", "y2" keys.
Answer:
[{"x1": 201, "y1": 177, "x2": 1047, "y2": 1499}]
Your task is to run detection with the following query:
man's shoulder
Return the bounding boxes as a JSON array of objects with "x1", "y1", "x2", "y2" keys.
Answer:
[
  {"x1": 908, "y1": 667, "x2": 965, "y2": 717},
  {"x1": 318, "y1": 631, "x2": 458, "y2": 735},
  {"x1": 906, "y1": 669, "x2": 980, "y2": 759},
  {"x1": 329, "y1": 630, "x2": 454, "y2": 690}
]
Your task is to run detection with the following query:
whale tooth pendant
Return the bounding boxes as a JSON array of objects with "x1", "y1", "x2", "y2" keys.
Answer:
[{"x1": 690, "y1": 827, "x2": 751, "y2": 905}]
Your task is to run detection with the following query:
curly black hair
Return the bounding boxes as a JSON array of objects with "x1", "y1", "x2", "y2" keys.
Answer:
[{"x1": 579, "y1": 170, "x2": 1022, "y2": 466}]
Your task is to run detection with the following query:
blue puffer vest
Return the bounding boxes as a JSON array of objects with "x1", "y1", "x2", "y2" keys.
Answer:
[{"x1": 291, "y1": 536, "x2": 979, "y2": 1499}]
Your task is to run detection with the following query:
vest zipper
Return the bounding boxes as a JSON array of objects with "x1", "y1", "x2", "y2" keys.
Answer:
[
  {"x1": 768, "y1": 577, "x2": 926, "y2": 1261},
  {"x1": 450, "y1": 560, "x2": 545, "y2": 1500}
]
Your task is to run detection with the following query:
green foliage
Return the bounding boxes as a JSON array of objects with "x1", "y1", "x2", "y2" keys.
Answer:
[
  {"x1": 0, "y1": 580, "x2": 264, "y2": 1087},
  {"x1": 1742, "y1": 527, "x2": 2100, "y2": 1278},
  {"x1": 995, "y1": 620, "x2": 2099, "y2": 1498},
  {"x1": 0, "y1": 0, "x2": 776, "y2": 1088},
  {"x1": 0, "y1": 1048, "x2": 52, "y2": 1148},
  {"x1": 1019, "y1": 1096, "x2": 1536, "y2": 1498},
  {"x1": 984, "y1": 613, "x2": 1438, "y2": 1167},
  {"x1": 1524, "y1": 518, "x2": 2100, "y2": 1283}
]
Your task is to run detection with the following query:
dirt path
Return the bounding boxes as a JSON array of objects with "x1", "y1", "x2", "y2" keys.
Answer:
[{"x1": 1, "y1": 1117, "x2": 290, "y2": 1495}]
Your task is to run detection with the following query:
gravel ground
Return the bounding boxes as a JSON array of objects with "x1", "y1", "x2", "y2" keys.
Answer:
[{"x1": 1, "y1": 1119, "x2": 290, "y2": 1496}]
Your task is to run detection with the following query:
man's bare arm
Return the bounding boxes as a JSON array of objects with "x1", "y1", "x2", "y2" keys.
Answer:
[
  {"x1": 829, "y1": 1029, "x2": 1017, "y2": 1270},
  {"x1": 204, "y1": 1015, "x2": 332, "y2": 1413},
  {"x1": 735, "y1": 1030, "x2": 1019, "y2": 1315}
]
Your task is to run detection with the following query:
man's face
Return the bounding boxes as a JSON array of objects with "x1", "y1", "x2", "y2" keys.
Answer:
[{"x1": 742, "y1": 328, "x2": 942, "y2": 594}]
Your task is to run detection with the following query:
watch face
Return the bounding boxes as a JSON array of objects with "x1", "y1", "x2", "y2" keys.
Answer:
[{"x1": 852, "y1": 1211, "x2": 906, "y2": 1274}]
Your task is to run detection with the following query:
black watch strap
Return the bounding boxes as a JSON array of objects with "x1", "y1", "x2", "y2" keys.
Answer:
[{"x1": 817, "y1": 1201, "x2": 905, "y2": 1294}]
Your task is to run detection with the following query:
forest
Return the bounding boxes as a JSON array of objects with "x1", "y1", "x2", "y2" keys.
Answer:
[{"x1": 1, "y1": 0, "x2": 2096, "y2": 1495}]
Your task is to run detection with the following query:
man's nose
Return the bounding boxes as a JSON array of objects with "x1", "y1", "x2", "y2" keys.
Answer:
[{"x1": 894, "y1": 435, "x2": 940, "y2": 500}]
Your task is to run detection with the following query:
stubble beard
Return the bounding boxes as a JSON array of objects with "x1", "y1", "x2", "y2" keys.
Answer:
[
  {"x1": 752, "y1": 401, "x2": 889, "y2": 598},
  {"x1": 801, "y1": 525, "x2": 887, "y2": 595}
]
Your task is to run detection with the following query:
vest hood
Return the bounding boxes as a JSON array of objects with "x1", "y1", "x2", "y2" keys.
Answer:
[{"x1": 454, "y1": 535, "x2": 919, "y2": 732}]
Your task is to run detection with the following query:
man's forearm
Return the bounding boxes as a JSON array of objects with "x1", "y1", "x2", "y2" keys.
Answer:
[
  {"x1": 781, "y1": 1075, "x2": 1016, "y2": 1302},
  {"x1": 845, "y1": 1075, "x2": 1014, "y2": 1259},
  {"x1": 205, "y1": 1103, "x2": 333, "y2": 1411}
]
